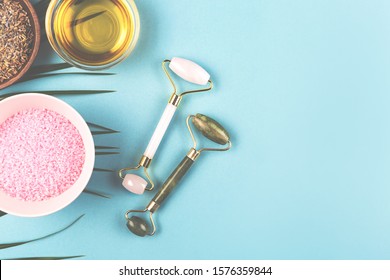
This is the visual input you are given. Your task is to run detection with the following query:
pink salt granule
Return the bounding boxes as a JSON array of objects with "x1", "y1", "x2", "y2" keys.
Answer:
[{"x1": 0, "y1": 108, "x2": 86, "y2": 201}]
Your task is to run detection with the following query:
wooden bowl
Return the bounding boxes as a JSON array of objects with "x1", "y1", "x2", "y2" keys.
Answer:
[{"x1": 0, "y1": 0, "x2": 40, "y2": 90}]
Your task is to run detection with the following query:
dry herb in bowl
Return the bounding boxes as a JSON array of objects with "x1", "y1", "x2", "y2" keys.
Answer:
[{"x1": 0, "y1": 0, "x2": 40, "y2": 89}]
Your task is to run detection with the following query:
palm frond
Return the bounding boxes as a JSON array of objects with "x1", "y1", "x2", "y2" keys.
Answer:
[
  {"x1": 34, "y1": 0, "x2": 51, "y2": 10},
  {"x1": 27, "y1": 63, "x2": 72, "y2": 76},
  {"x1": 91, "y1": 131, "x2": 120, "y2": 135},
  {"x1": 87, "y1": 122, "x2": 119, "y2": 133},
  {"x1": 83, "y1": 189, "x2": 111, "y2": 199},
  {"x1": 95, "y1": 146, "x2": 119, "y2": 150},
  {"x1": 94, "y1": 168, "x2": 115, "y2": 173},
  {"x1": 95, "y1": 152, "x2": 120, "y2": 156},
  {"x1": 0, "y1": 90, "x2": 115, "y2": 100},
  {"x1": 4, "y1": 255, "x2": 84, "y2": 260},
  {"x1": 34, "y1": 0, "x2": 51, "y2": 16},
  {"x1": 0, "y1": 214, "x2": 84, "y2": 250},
  {"x1": 17, "y1": 72, "x2": 115, "y2": 84}
]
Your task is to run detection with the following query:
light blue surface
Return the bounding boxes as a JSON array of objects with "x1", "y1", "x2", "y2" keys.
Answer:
[{"x1": 1, "y1": 0, "x2": 390, "y2": 260}]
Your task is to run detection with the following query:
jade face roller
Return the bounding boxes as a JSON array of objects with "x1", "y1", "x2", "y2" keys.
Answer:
[
  {"x1": 125, "y1": 114, "x2": 232, "y2": 237},
  {"x1": 118, "y1": 58, "x2": 213, "y2": 194}
]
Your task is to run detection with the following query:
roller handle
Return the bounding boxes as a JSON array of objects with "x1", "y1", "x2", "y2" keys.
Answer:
[
  {"x1": 169, "y1": 57, "x2": 211, "y2": 85},
  {"x1": 151, "y1": 155, "x2": 194, "y2": 206},
  {"x1": 144, "y1": 103, "x2": 177, "y2": 159}
]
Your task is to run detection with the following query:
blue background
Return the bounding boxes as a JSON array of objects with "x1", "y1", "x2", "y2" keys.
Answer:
[{"x1": 1, "y1": 0, "x2": 390, "y2": 260}]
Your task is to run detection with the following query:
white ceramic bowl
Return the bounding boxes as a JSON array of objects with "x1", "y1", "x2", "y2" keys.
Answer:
[{"x1": 0, "y1": 93, "x2": 95, "y2": 217}]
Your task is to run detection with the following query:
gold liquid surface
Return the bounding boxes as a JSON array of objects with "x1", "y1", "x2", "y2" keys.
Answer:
[{"x1": 53, "y1": 0, "x2": 134, "y2": 66}]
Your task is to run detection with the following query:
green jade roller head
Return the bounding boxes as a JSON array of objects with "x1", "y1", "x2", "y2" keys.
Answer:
[{"x1": 125, "y1": 114, "x2": 232, "y2": 237}]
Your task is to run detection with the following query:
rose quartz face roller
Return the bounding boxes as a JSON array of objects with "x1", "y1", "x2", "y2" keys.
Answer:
[
  {"x1": 118, "y1": 58, "x2": 213, "y2": 195},
  {"x1": 125, "y1": 114, "x2": 232, "y2": 237}
]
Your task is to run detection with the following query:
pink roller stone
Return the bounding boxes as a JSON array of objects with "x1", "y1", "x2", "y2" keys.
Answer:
[
  {"x1": 122, "y1": 174, "x2": 147, "y2": 195},
  {"x1": 169, "y1": 57, "x2": 210, "y2": 85}
]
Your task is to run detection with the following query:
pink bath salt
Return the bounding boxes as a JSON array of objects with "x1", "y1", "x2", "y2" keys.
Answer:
[{"x1": 0, "y1": 108, "x2": 86, "y2": 201}]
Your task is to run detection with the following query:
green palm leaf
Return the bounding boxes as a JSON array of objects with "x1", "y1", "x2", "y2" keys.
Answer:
[
  {"x1": 34, "y1": 0, "x2": 51, "y2": 17},
  {"x1": 27, "y1": 63, "x2": 72, "y2": 76},
  {"x1": 91, "y1": 131, "x2": 120, "y2": 135},
  {"x1": 0, "y1": 90, "x2": 115, "y2": 100},
  {"x1": 4, "y1": 255, "x2": 84, "y2": 260},
  {"x1": 17, "y1": 72, "x2": 115, "y2": 84},
  {"x1": 87, "y1": 122, "x2": 119, "y2": 133},
  {"x1": 95, "y1": 146, "x2": 119, "y2": 150},
  {"x1": 83, "y1": 189, "x2": 110, "y2": 199},
  {"x1": 95, "y1": 152, "x2": 120, "y2": 155},
  {"x1": 0, "y1": 214, "x2": 84, "y2": 250},
  {"x1": 94, "y1": 168, "x2": 115, "y2": 173}
]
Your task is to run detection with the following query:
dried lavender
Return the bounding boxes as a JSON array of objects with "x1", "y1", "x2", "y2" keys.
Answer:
[{"x1": 0, "y1": 0, "x2": 34, "y2": 83}]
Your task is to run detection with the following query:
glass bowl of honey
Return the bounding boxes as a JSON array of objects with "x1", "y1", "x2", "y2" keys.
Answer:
[{"x1": 45, "y1": 0, "x2": 140, "y2": 70}]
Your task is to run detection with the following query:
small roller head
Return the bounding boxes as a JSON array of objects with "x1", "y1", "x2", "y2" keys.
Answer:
[
  {"x1": 126, "y1": 216, "x2": 150, "y2": 237},
  {"x1": 125, "y1": 208, "x2": 156, "y2": 237},
  {"x1": 192, "y1": 114, "x2": 230, "y2": 145},
  {"x1": 122, "y1": 174, "x2": 148, "y2": 195}
]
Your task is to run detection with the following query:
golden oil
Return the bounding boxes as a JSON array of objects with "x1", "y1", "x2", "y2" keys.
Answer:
[{"x1": 50, "y1": 0, "x2": 138, "y2": 67}]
